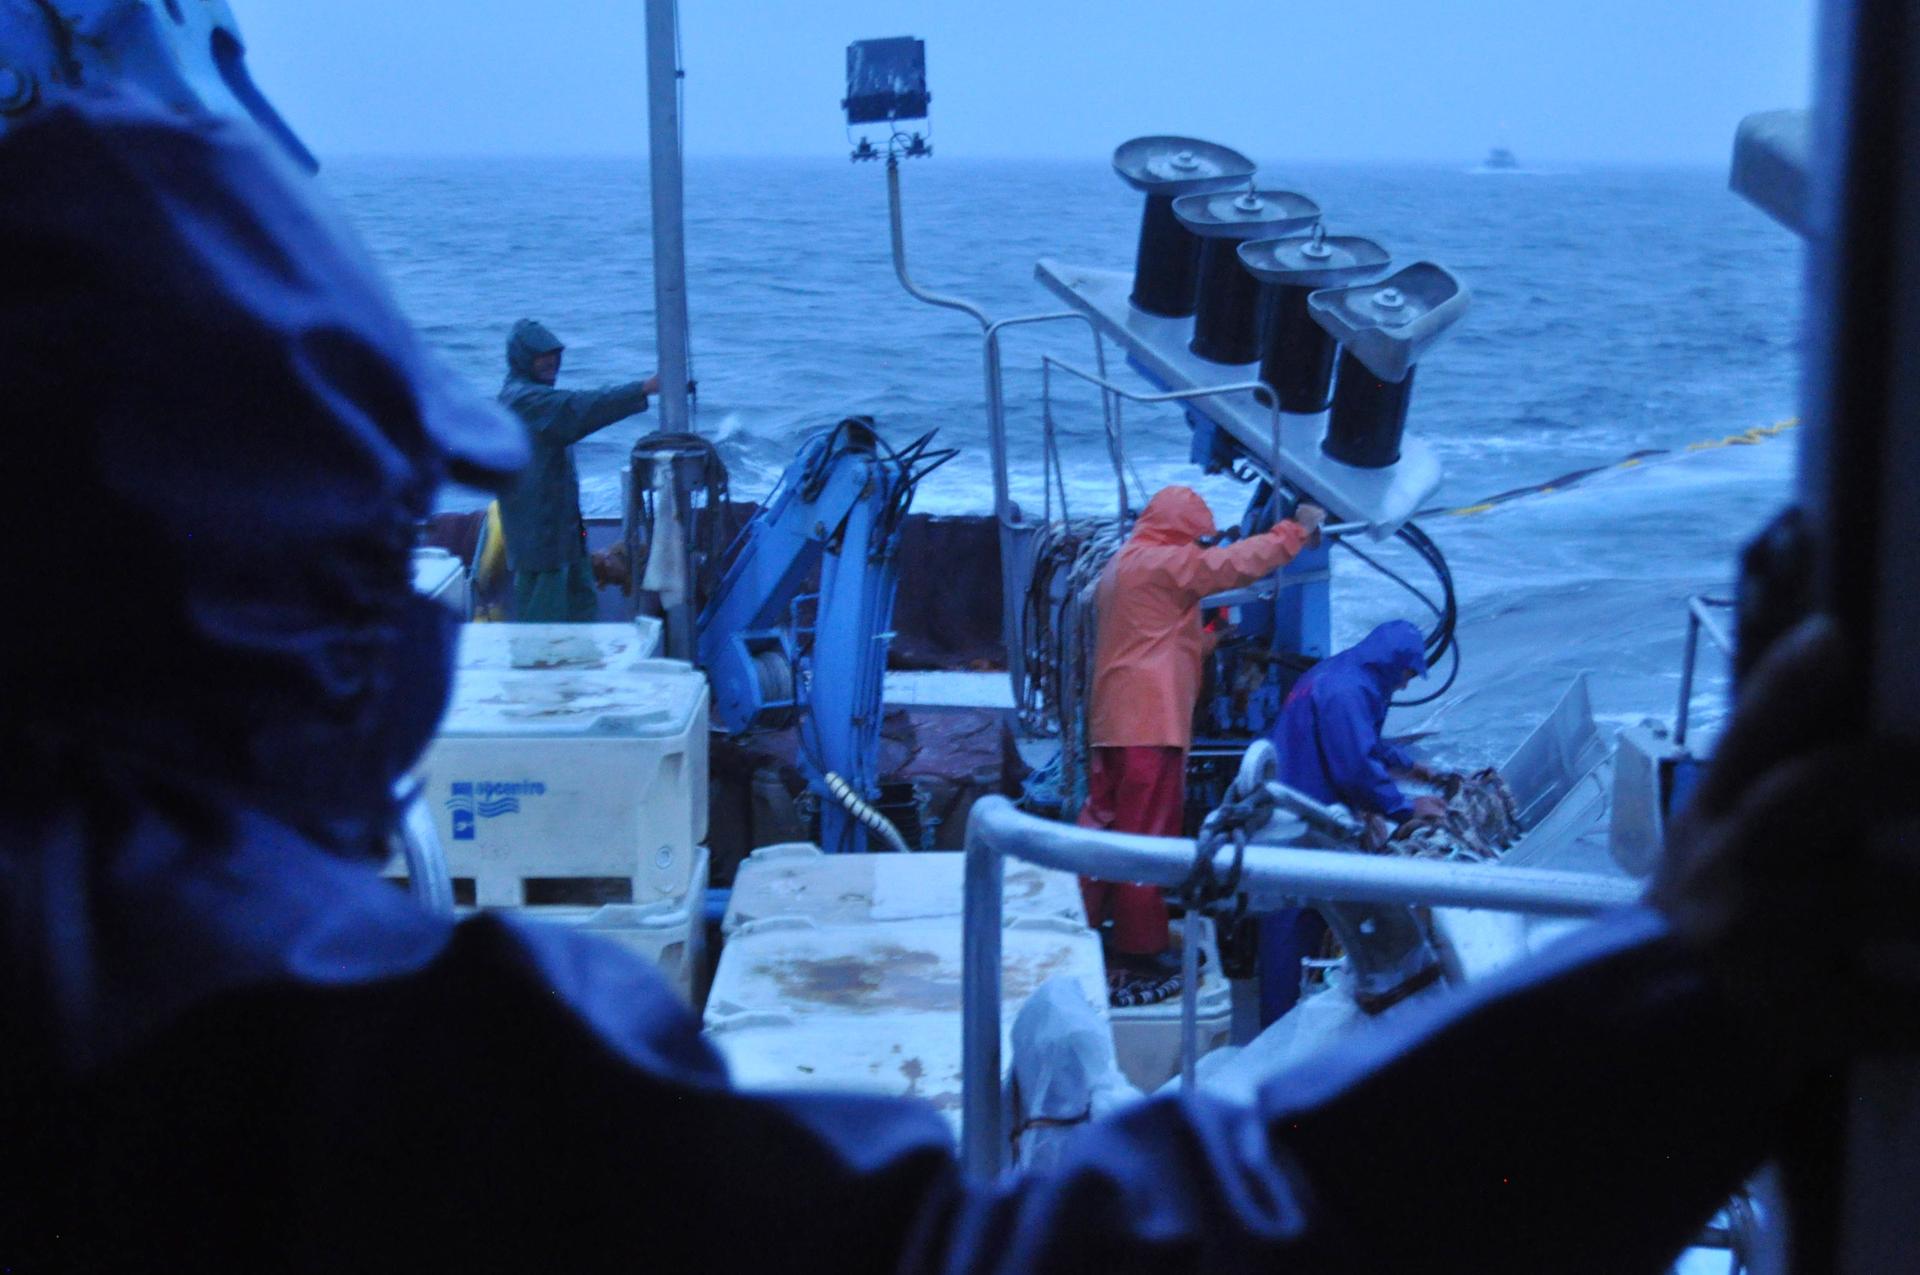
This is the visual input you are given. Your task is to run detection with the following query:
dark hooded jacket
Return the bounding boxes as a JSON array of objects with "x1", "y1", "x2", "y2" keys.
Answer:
[
  {"x1": 1271, "y1": 620, "x2": 1431, "y2": 819},
  {"x1": 496, "y1": 320, "x2": 651, "y2": 573},
  {"x1": 0, "y1": 88, "x2": 1788, "y2": 1275}
]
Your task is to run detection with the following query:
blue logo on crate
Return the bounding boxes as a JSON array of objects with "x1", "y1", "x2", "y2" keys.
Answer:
[
  {"x1": 447, "y1": 782, "x2": 477, "y2": 840},
  {"x1": 445, "y1": 779, "x2": 548, "y2": 841}
]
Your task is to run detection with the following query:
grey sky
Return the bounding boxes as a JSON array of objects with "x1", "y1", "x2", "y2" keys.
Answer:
[{"x1": 239, "y1": 1, "x2": 1814, "y2": 164}]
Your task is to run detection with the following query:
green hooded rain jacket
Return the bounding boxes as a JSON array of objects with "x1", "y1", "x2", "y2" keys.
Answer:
[{"x1": 496, "y1": 319, "x2": 651, "y2": 572}]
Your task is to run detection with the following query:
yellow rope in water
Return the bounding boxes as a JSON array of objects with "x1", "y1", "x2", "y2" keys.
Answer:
[{"x1": 1427, "y1": 417, "x2": 1799, "y2": 520}]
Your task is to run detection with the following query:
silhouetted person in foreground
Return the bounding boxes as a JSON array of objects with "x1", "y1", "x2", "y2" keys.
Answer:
[{"x1": 3, "y1": 16, "x2": 1916, "y2": 1274}]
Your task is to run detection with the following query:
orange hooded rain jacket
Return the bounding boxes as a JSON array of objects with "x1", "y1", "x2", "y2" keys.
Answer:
[{"x1": 1088, "y1": 487, "x2": 1311, "y2": 750}]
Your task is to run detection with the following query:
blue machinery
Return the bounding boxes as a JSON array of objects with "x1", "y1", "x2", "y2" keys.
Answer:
[{"x1": 692, "y1": 419, "x2": 952, "y2": 854}]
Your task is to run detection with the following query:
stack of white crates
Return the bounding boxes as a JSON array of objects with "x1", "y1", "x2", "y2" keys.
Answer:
[{"x1": 406, "y1": 620, "x2": 710, "y2": 1004}]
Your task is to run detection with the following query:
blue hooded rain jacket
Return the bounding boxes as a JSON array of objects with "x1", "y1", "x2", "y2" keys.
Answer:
[{"x1": 1271, "y1": 620, "x2": 1432, "y2": 820}]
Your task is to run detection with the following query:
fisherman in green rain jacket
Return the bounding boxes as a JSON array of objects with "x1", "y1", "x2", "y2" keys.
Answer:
[{"x1": 496, "y1": 319, "x2": 658, "y2": 621}]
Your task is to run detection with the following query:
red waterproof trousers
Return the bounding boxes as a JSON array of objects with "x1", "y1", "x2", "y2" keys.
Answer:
[{"x1": 1076, "y1": 745, "x2": 1184, "y2": 955}]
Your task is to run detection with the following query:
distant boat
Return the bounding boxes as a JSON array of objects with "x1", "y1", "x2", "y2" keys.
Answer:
[{"x1": 1484, "y1": 146, "x2": 1519, "y2": 170}]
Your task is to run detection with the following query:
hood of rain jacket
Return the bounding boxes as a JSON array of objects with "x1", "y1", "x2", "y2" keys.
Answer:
[
  {"x1": 1270, "y1": 619, "x2": 1431, "y2": 818},
  {"x1": 1089, "y1": 488, "x2": 1310, "y2": 750}
]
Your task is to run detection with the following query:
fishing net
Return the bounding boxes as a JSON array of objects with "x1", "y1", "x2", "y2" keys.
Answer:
[{"x1": 1385, "y1": 768, "x2": 1521, "y2": 862}]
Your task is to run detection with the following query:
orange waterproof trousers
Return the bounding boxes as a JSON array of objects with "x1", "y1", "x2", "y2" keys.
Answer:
[{"x1": 1076, "y1": 745, "x2": 1185, "y2": 955}]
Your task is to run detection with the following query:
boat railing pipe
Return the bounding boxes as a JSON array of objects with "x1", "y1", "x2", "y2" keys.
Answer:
[
  {"x1": 1040, "y1": 356, "x2": 1129, "y2": 526},
  {"x1": 982, "y1": 312, "x2": 1117, "y2": 716},
  {"x1": 1041, "y1": 356, "x2": 1287, "y2": 496},
  {"x1": 1675, "y1": 594, "x2": 1736, "y2": 748},
  {"x1": 987, "y1": 311, "x2": 1121, "y2": 527},
  {"x1": 887, "y1": 161, "x2": 1119, "y2": 525},
  {"x1": 960, "y1": 793, "x2": 1642, "y2": 1176},
  {"x1": 393, "y1": 779, "x2": 455, "y2": 917},
  {"x1": 886, "y1": 157, "x2": 992, "y2": 329}
]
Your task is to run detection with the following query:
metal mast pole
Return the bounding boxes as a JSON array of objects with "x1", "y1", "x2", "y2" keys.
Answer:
[
  {"x1": 1798, "y1": 1, "x2": 1920, "y2": 1270},
  {"x1": 644, "y1": 0, "x2": 696, "y2": 656},
  {"x1": 644, "y1": 0, "x2": 691, "y2": 436},
  {"x1": 1723, "y1": 1, "x2": 1920, "y2": 1268}
]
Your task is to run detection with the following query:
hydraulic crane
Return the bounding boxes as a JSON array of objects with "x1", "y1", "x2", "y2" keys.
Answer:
[{"x1": 691, "y1": 417, "x2": 952, "y2": 854}]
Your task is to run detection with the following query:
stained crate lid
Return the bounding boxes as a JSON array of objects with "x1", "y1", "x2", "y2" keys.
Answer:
[
  {"x1": 439, "y1": 659, "x2": 707, "y2": 739},
  {"x1": 455, "y1": 620, "x2": 664, "y2": 673},
  {"x1": 723, "y1": 846, "x2": 1085, "y2": 935},
  {"x1": 704, "y1": 914, "x2": 1107, "y2": 1133}
]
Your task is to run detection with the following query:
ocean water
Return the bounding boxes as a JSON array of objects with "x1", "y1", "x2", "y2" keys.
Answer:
[{"x1": 326, "y1": 155, "x2": 1802, "y2": 764}]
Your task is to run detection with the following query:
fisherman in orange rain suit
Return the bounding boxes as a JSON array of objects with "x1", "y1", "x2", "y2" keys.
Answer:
[{"x1": 1078, "y1": 487, "x2": 1326, "y2": 986}]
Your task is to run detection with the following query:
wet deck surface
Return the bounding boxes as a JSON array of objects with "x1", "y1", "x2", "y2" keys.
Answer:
[{"x1": 884, "y1": 670, "x2": 1014, "y2": 708}]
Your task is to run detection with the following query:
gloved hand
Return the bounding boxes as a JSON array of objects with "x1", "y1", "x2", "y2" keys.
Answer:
[
  {"x1": 1409, "y1": 795, "x2": 1449, "y2": 822},
  {"x1": 1292, "y1": 502, "x2": 1328, "y2": 544},
  {"x1": 1363, "y1": 813, "x2": 1393, "y2": 853},
  {"x1": 1650, "y1": 617, "x2": 1920, "y2": 1066}
]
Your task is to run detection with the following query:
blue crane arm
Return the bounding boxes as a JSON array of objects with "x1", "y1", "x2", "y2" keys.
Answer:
[
  {"x1": 695, "y1": 419, "x2": 952, "y2": 853},
  {"x1": 696, "y1": 427, "x2": 873, "y2": 732}
]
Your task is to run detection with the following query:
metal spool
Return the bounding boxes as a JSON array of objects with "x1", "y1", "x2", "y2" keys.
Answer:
[
  {"x1": 1323, "y1": 353, "x2": 1416, "y2": 467},
  {"x1": 1239, "y1": 230, "x2": 1391, "y2": 413},
  {"x1": 1309, "y1": 262, "x2": 1471, "y2": 469},
  {"x1": 1172, "y1": 188, "x2": 1321, "y2": 365},
  {"x1": 752, "y1": 648, "x2": 796, "y2": 728},
  {"x1": 1112, "y1": 136, "x2": 1256, "y2": 317}
]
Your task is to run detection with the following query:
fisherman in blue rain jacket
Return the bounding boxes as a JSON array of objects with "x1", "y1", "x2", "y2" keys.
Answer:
[
  {"x1": 1257, "y1": 621, "x2": 1451, "y2": 1022},
  {"x1": 3, "y1": 11, "x2": 1917, "y2": 1275},
  {"x1": 497, "y1": 319, "x2": 658, "y2": 622},
  {"x1": 1270, "y1": 619, "x2": 1446, "y2": 827}
]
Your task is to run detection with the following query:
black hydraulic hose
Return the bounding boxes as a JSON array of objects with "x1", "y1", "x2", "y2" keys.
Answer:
[
  {"x1": 1320, "y1": 519, "x2": 1459, "y2": 707},
  {"x1": 1393, "y1": 522, "x2": 1458, "y2": 661}
]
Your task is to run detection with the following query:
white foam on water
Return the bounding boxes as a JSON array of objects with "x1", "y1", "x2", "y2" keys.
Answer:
[{"x1": 1368, "y1": 439, "x2": 1793, "y2": 767}]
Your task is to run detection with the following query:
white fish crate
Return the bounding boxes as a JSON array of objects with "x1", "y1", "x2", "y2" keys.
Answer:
[
  {"x1": 1108, "y1": 917, "x2": 1232, "y2": 1093},
  {"x1": 723, "y1": 844, "x2": 1234, "y2": 1094},
  {"x1": 704, "y1": 910, "x2": 1107, "y2": 1137},
  {"x1": 415, "y1": 657, "x2": 709, "y2": 908},
  {"x1": 533, "y1": 847, "x2": 710, "y2": 1007},
  {"x1": 722, "y1": 843, "x2": 1085, "y2": 935}
]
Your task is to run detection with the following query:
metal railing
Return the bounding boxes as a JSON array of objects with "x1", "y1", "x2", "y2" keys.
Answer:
[
  {"x1": 1041, "y1": 355, "x2": 1287, "y2": 496},
  {"x1": 1675, "y1": 594, "x2": 1736, "y2": 747},
  {"x1": 393, "y1": 779, "x2": 455, "y2": 916},
  {"x1": 959, "y1": 792, "x2": 1643, "y2": 1176},
  {"x1": 991, "y1": 314, "x2": 1122, "y2": 526}
]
